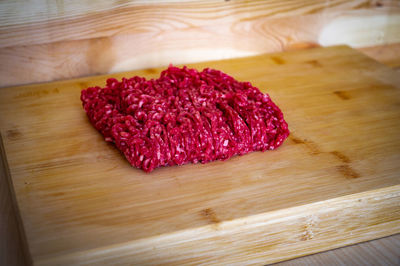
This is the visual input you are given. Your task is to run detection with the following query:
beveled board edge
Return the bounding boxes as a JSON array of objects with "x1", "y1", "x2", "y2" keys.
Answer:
[
  {"x1": 0, "y1": 133, "x2": 33, "y2": 266},
  {"x1": 36, "y1": 184, "x2": 400, "y2": 265}
]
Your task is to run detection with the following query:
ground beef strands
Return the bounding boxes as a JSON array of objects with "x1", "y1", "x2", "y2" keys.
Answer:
[{"x1": 81, "y1": 66, "x2": 289, "y2": 172}]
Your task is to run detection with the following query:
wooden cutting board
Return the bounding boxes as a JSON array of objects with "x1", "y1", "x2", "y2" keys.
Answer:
[{"x1": 0, "y1": 46, "x2": 399, "y2": 265}]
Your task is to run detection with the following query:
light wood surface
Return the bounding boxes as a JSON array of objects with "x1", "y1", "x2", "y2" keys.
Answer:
[
  {"x1": 360, "y1": 43, "x2": 400, "y2": 68},
  {"x1": 0, "y1": 45, "x2": 399, "y2": 265},
  {"x1": 274, "y1": 234, "x2": 400, "y2": 266},
  {"x1": 1, "y1": 1, "x2": 400, "y2": 264},
  {"x1": 1, "y1": 0, "x2": 400, "y2": 88}
]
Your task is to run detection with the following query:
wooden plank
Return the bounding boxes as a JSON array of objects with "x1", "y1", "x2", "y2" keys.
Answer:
[
  {"x1": 0, "y1": 45, "x2": 399, "y2": 265},
  {"x1": 2, "y1": 0, "x2": 395, "y2": 47},
  {"x1": 0, "y1": 0, "x2": 399, "y2": 87}
]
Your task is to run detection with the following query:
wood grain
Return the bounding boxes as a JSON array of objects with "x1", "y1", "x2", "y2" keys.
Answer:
[
  {"x1": 0, "y1": 0, "x2": 399, "y2": 87},
  {"x1": 360, "y1": 43, "x2": 400, "y2": 68},
  {"x1": 274, "y1": 234, "x2": 400, "y2": 266},
  {"x1": 0, "y1": 45, "x2": 399, "y2": 265},
  {"x1": 36, "y1": 186, "x2": 400, "y2": 265}
]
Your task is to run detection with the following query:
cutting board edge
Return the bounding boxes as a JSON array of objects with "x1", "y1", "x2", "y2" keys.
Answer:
[
  {"x1": 0, "y1": 133, "x2": 33, "y2": 265},
  {"x1": 35, "y1": 184, "x2": 400, "y2": 266}
]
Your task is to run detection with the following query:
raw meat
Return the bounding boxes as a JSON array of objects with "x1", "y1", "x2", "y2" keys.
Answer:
[{"x1": 81, "y1": 66, "x2": 289, "y2": 172}]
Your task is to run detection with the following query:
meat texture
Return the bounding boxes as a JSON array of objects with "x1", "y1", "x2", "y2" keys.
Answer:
[{"x1": 81, "y1": 66, "x2": 289, "y2": 172}]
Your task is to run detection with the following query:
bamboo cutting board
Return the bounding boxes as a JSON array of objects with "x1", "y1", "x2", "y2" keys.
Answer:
[{"x1": 0, "y1": 46, "x2": 399, "y2": 265}]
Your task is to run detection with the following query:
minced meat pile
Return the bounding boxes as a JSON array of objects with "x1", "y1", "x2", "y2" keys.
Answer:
[{"x1": 81, "y1": 66, "x2": 289, "y2": 172}]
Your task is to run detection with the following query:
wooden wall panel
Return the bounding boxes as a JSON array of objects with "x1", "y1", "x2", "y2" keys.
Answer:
[{"x1": 0, "y1": 0, "x2": 399, "y2": 87}]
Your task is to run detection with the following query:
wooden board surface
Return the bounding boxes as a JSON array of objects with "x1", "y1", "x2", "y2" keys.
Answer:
[
  {"x1": 1, "y1": 0, "x2": 400, "y2": 88},
  {"x1": 0, "y1": 46, "x2": 399, "y2": 265}
]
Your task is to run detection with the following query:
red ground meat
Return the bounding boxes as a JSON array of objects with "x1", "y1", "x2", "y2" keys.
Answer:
[{"x1": 81, "y1": 66, "x2": 289, "y2": 172}]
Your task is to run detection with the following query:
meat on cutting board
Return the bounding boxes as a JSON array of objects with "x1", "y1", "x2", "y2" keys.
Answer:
[{"x1": 81, "y1": 65, "x2": 289, "y2": 172}]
